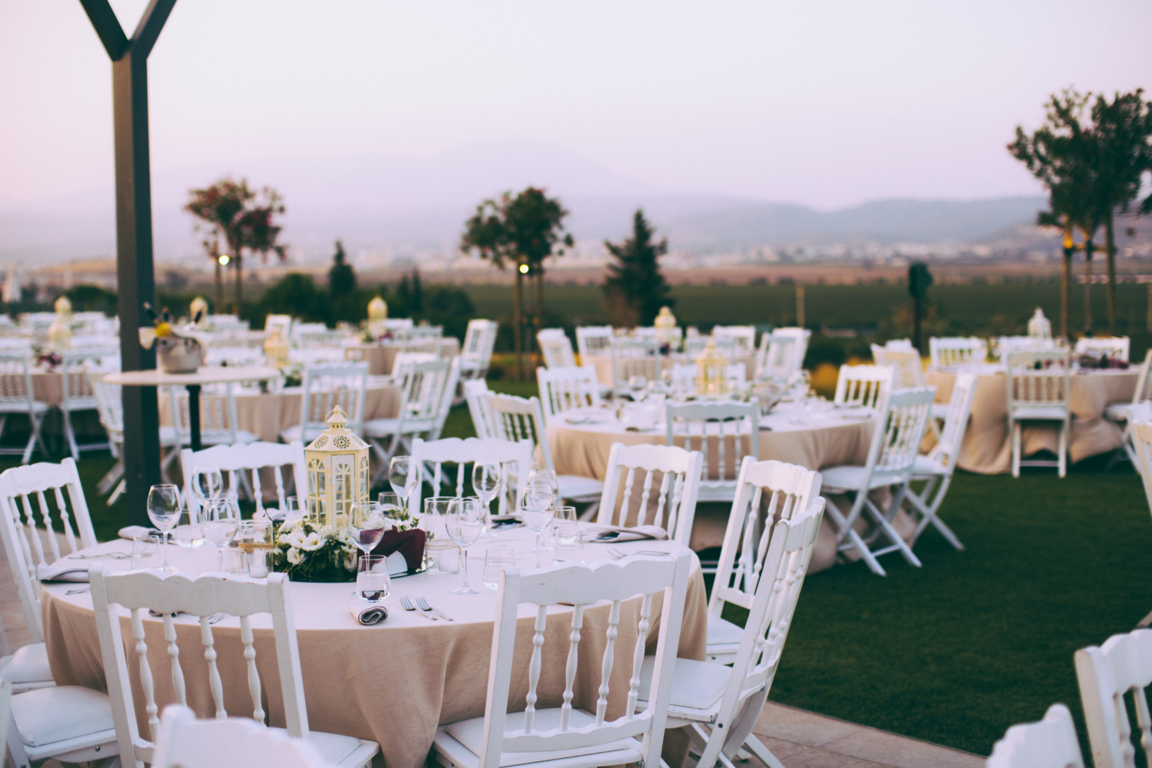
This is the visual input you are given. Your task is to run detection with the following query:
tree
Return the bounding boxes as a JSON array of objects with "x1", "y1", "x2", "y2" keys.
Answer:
[
  {"x1": 907, "y1": 262, "x2": 933, "y2": 353},
  {"x1": 602, "y1": 210, "x2": 672, "y2": 327},
  {"x1": 328, "y1": 239, "x2": 356, "y2": 299},
  {"x1": 460, "y1": 187, "x2": 573, "y2": 379},
  {"x1": 185, "y1": 178, "x2": 287, "y2": 310}
]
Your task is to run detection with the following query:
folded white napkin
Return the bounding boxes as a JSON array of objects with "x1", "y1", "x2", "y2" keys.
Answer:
[
  {"x1": 351, "y1": 604, "x2": 388, "y2": 625},
  {"x1": 583, "y1": 525, "x2": 668, "y2": 543},
  {"x1": 37, "y1": 562, "x2": 90, "y2": 583}
]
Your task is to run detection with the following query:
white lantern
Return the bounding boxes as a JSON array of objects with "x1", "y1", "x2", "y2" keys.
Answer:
[
  {"x1": 263, "y1": 327, "x2": 290, "y2": 367},
  {"x1": 49, "y1": 295, "x2": 73, "y2": 350},
  {"x1": 695, "y1": 338, "x2": 729, "y2": 399},
  {"x1": 1028, "y1": 308, "x2": 1051, "y2": 339},
  {"x1": 304, "y1": 406, "x2": 370, "y2": 528}
]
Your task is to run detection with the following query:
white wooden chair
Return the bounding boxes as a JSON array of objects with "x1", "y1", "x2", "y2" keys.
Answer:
[
  {"x1": 365, "y1": 358, "x2": 459, "y2": 481},
  {"x1": 905, "y1": 372, "x2": 977, "y2": 550},
  {"x1": 0, "y1": 353, "x2": 49, "y2": 464},
  {"x1": 641, "y1": 498, "x2": 825, "y2": 768},
  {"x1": 1075, "y1": 628, "x2": 1152, "y2": 768},
  {"x1": 820, "y1": 386, "x2": 936, "y2": 576},
  {"x1": 536, "y1": 366, "x2": 602, "y2": 424},
  {"x1": 666, "y1": 400, "x2": 760, "y2": 503},
  {"x1": 431, "y1": 552, "x2": 692, "y2": 768},
  {"x1": 59, "y1": 349, "x2": 115, "y2": 460},
  {"x1": 182, "y1": 441, "x2": 306, "y2": 521},
  {"x1": 998, "y1": 335, "x2": 1057, "y2": 362},
  {"x1": 929, "y1": 337, "x2": 987, "y2": 369},
  {"x1": 707, "y1": 457, "x2": 822, "y2": 665},
  {"x1": 754, "y1": 330, "x2": 808, "y2": 384},
  {"x1": 1006, "y1": 350, "x2": 1072, "y2": 478},
  {"x1": 1075, "y1": 336, "x2": 1130, "y2": 363},
  {"x1": 90, "y1": 567, "x2": 379, "y2": 768},
  {"x1": 153, "y1": 704, "x2": 336, "y2": 768},
  {"x1": 463, "y1": 379, "x2": 492, "y2": 439},
  {"x1": 668, "y1": 363, "x2": 747, "y2": 399},
  {"x1": 265, "y1": 313, "x2": 293, "y2": 340},
  {"x1": 537, "y1": 329, "x2": 577, "y2": 369},
  {"x1": 575, "y1": 325, "x2": 613, "y2": 362},
  {"x1": 459, "y1": 319, "x2": 499, "y2": 383},
  {"x1": 209, "y1": 345, "x2": 265, "y2": 366},
  {"x1": 611, "y1": 342, "x2": 662, "y2": 399},
  {"x1": 986, "y1": 703, "x2": 1084, "y2": 768},
  {"x1": 409, "y1": 437, "x2": 534, "y2": 517},
  {"x1": 91, "y1": 373, "x2": 179, "y2": 503},
  {"x1": 484, "y1": 392, "x2": 603, "y2": 508},
  {"x1": 595, "y1": 442, "x2": 702, "y2": 546},
  {"x1": 280, "y1": 362, "x2": 369, "y2": 444},
  {"x1": 833, "y1": 365, "x2": 894, "y2": 410},
  {"x1": 1130, "y1": 403, "x2": 1152, "y2": 520},
  {"x1": 711, "y1": 326, "x2": 756, "y2": 356},
  {"x1": 390, "y1": 351, "x2": 439, "y2": 381},
  {"x1": 169, "y1": 382, "x2": 258, "y2": 451},
  {"x1": 1104, "y1": 349, "x2": 1152, "y2": 464},
  {"x1": 870, "y1": 345, "x2": 927, "y2": 389}
]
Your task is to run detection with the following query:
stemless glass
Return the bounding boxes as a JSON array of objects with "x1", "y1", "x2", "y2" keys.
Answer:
[
  {"x1": 445, "y1": 498, "x2": 484, "y2": 595},
  {"x1": 628, "y1": 374, "x2": 648, "y2": 403},
  {"x1": 472, "y1": 462, "x2": 504, "y2": 532},
  {"x1": 201, "y1": 498, "x2": 240, "y2": 571},
  {"x1": 388, "y1": 456, "x2": 418, "y2": 513},
  {"x1": 146, "y1": 484, "x2": 182, "y2": 573}
]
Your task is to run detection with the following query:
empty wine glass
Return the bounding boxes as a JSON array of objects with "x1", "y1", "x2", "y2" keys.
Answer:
[
  {"x1": 146, "y1": 484, "x2": 182, "y2": 573},
  {"x1": 201, "y1": 498, "x2": 239, "y2": 571},
  {"x1": 628, "y1": 374, "x2": 648, "y2": 403},
  {"x1": 527, "y1": 469, "x2": 559, "y2": 509},
  {"x1": 472, "y1": 462, "x2": 504, "y2": 533},
  {"x1": 190, "y1": 468, "x2": 224, "y2": 506},
  {"x1": 388, "y1": 456, "x2": 418, "y2": 513},
  {"x1": 378, "y1": 492, "x2": 403, "y2": 529},
  {"x1": 521, "y1": 486, "x2": 556, "y2": 554},
  {"x1": 445, "y1": 497, "x2": 484, "y2": 595}
]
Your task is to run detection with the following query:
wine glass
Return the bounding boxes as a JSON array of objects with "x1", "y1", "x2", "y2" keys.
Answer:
[
  {"x1": 628, "y1": 374, "x2": 648, "y2": 403},
  {"x1": 378, "y1": 492, "x2": 403, "y2": 530},
  {"x1": 146, "y1": 484, "x2": 182, "y2": 573},
  {"x1": 521, "y1": 490, "x2": 556, "y2": 555},
  {"x1": 445, "y1": 497, "x2": 484, "y2": 595},
  {"x1": 348, "y1": 502, "x2": 386, "y2": 594},
  {"x1": 527, "y1": 469, "x2": 559, "y2": 509},
  {"x1": 201, "y1": 498, "x2": 239, "y2": 571},
  {"x1": 472, "y1": 462, "x2": 504, "y2": 533},
  {"x1": 190, "y1": 468, "x2": 224, "y2": 506},
  {"x1": 388, "y1": 456, "x2": 418, "y2": 513}
]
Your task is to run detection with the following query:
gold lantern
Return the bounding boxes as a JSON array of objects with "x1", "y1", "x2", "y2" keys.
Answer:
[
  {"x1": 304, "y1": 406, "x2": 370, "y2": 528},
  {"x1": 263, "y1": 327, "x2": 290, "y2": 366},
  {"x1": 49, "y1": 295, "x2": 73, "y2": 350},
  {"x1": 367, "y1": 295, "x2": 388, "y2": 337},
  {"x1": 654, "y1": 306, "x2": 678, "y2": 345},
  {"x1": 695, "y1": 338, "x2": 729, "y2": 399}
]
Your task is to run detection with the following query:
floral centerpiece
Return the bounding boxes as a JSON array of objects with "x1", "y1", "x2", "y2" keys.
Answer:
[{"x1": 271, "y1": 507, "x2": 425, "y2": 583}]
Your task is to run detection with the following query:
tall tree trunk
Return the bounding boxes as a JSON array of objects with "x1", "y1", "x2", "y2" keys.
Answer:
[
  {"x1": 513, "y1": 261, "x2": 523, "y2": 381},
  {"x1": 234, "y1": 254, "x2": 243, "y2": 313},
  {"x1": 214, "y1": 259, "x2": 222, "y2": 310},
  {"x1": 1105, "y1": 215, "x2": 1117, "y2": 335},
  {"x1": 1083, "y1": 239, "x2": 1094, "y2": 334}
]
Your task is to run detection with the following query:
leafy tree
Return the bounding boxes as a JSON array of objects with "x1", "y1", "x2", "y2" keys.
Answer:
[
  {"x1": 328, "y1": 239, "x2": 356, "y2": 299},
  {"x1": 185, "y1": 178, "x2": 287, "y2": 310},
  {"x1": 460, "y1": 187, "x2": 573, "y2": 378},
  {"x1": 602, "y1": 209, "x2": 672, "y2": 327},
  {"x1": 396, "y1": 269, "x2": 424, "y2": 313},
  {"x1": 257, "y1": 273, "x2": 325, "y2": 324}
]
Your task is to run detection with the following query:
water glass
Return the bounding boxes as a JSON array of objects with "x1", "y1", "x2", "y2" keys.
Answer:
[
  {"x1": 472, "y1": 462, "x2": 504, "y2": 530},
  {"x1": 553, "y1": 522, "x2": 585, "y2": 563},
  {"x1": 235, "y1": 520, "x2": 273, "y2": 577},
  {"x1": 482, "y1": 545, "x2": 516, "y2": 591},
  {"x1": 129, "y1": 534, "x2": 162, "y2": 570},
  {"x1": 201, "y1": 498, "x2": 240, "y2": 571},
  {"x1": 445, "y1": 497, "x2": 484, "y2": 595},
  {"x1": 283, "y1": 496, "x2": 305, "y2": 523},
  {"x1": 146, "y1": 484, "x2": 182, "y2": 573},
  {"x1": 356, "y1": 555, "x2": 391, "y2": 602},
  {"x1": 378, "y1": 492, "x2": 404, "y2": 525},
  {"x1": 553, "y1": 505, "x2": 577, "y2": 524}
]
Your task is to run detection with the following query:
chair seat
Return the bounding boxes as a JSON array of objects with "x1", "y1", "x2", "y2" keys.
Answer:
[
  {"x1": 637, "y1": 655, "x2": 731, "y2": 718},
  {"x1": 910, "y1": 454, "x2": 949, "y2": 479},
  {"x1": 159, "y1": 426, "x2": 180, "y2": 447},
  {"x1": 59, "y1": 398, "x2": 100, "y2": 412},
  {"x1": 557, "y1": 474, "x2": 603, "y2": 501},
  {"x1": 437, "y1": 707, "x2": 640, "y2": 768},
  {"x1": 697, "y1": 481, "x2": 739, "y2": 503},
  {"x1": 0, "y1": 642, "x2": 53, "y2": 687},
  {"x1": 930, "y1": 402, "x2": 950, "y2": 419},
  {"x1": 1010, "y1": 406, "x2": 1068, "y2": 421},
  {"x1": 820, "y1": 464, "x2": 908, "y2": 492},
  {"x1": 271, "y1": 727, "x2": 378, "y2": 768},
  {"x1": 1104, "y1": 403, "x2": 1133, "y2": 422},
  {"x1": 705, "y1": 614, "x2": 744, "y2": 655},
  {"x1": 10, "y1": 685, "x2": 115, "y2": 747},
  {"x1": 0, "y1": 400, "x2": 49, "y2": 414},
  {"x1": 200, "y1": 430, "x2": 258, "y2": 447},
  {"x1": 363, "y1": 417, "x2": 436, "y2": 437}
]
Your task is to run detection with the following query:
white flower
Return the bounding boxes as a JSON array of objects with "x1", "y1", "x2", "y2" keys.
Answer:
[
  {"x1": 287, "y1": 547, "x2": 302, "y2": 565},
  {"x1": 286, "y1": 531, "x2": 307, "y2": 549},
  {"x1": 343, "y1": 553, "x2": 357, "y2": 571},
  {"x1": 298, "y1": 531, "x2": 324, "y2": 551}
]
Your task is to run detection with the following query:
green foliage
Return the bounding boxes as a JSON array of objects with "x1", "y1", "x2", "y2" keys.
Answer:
[
  {"x1": 397, "y1": 269, "x2": 424, "y2": 313},
  {"x1": 460, "y1": 187, "x2": 574, "y2": 270},
  {"x1": 185, "y1": 177, "x2": 287, "y2": 263},
  {"x1": 327, "y1": 239, "x2": 356, "y2": 298},
  {"x1": 602, "y1": 209, "x2": 673, "y2": 326},
  {"x1": 254, "y1": 273, "x2": 327, "y2": 323},
  {"x1": 907, "y1": 262, "x2": 933, "y2": 298},
  {"x1": 63, "y1": 284, "x2": 117, "y2": 315}
]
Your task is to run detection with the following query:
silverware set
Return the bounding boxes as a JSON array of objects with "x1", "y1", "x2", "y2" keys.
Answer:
[{"x1": 399, "y1": 595, "x2": 453, "y2": 621}]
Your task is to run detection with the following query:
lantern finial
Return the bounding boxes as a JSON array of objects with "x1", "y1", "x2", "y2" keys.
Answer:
[{"x1": 326, "y1": 405, "x2": 348, "y2": 430}]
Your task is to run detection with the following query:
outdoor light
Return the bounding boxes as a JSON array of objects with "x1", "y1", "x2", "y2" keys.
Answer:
[
  {"x1": 218, "y1": 254, "x2": 231, "y2": 266},
  {"x1": 518, "y1": 263, "x2": 529, "y2": 274},
  {"x1": 304, "y1": 405, "x2": 370, "y2": 528}
]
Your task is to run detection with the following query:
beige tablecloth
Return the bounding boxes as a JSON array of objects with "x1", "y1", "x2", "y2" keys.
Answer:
[
  {"x1": 43, "y1": 531, "x2": 706, "y2": 768},
  {"x1": 548, "y1": 402, "x2": 879, "y2": 573},
  {"x1": 345, "y1": 339, "x2": 461, "y2": 376},
  {"x1": 583, "y1": 353, "x2": 756, "y2": 389},
  {"x1": 926, "y1": 366, "x2": 1137, "y2": 474}
]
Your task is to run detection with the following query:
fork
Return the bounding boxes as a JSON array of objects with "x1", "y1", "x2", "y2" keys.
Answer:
[
  {"x1": 417, "y1": 596, "x2": 453, "y2": 621},
  {"x1": 68, "y1": 551, "x2": 131, "y2": 560},
  {"x1": 608, "y1": 547, "x2": 671, "y2": 560},
  {"x1": 399, "y1": 595, "x2": 436, "y2": 620}
]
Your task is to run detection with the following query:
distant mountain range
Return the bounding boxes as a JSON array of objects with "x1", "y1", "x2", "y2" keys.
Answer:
[{"x1": 0, "y1": 139, "x2": 1049, "y2": 264}]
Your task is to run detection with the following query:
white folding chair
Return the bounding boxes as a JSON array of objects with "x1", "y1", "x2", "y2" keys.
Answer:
[
  {"x1": 1006, "y1": 350, "x2": 1072, "y2": 478},
  {"x1": 611, "y1": 341, "x2": 662, "y2": 399},
  {"x1": 153, "y1": 704, "x2": 336, "y2": 768},
  {"x1": 575, "y1": 325, "x2": 613, "y2": 362},
  {"x1": 0, "y1": 354, "x2": 49, "y2": 464},
  {"x1": 182, "y1": 441, "x2": 306, "y2": 521},
  {"x1": 169, "y1": 382, "x2": 258, "y2": 450},
  {"x1": 431, "y1": 552, "x2": 692, "y2": 768},
  {"x1": 833, "y1": 364, "x2": 894, "y2": 410},
  {"x1": 91, "y1": 373, "x2": 179, "y2": 503},
  {"x1": 1104, "y1": 349, "x2": 1152, "y2": 464},
  {"x1": 463, "y1": 379, "x2": 493, "y2": 439},
  {"x1": 707, "y1": 457, "x2": 822, "y2": 664},
  {"x1": 929, "y1": 337, "x2": 987, "y2": 369},
  {"x1": 90, "y1": 568, "x2": 379, "y2": 768},
  {"x1": 711, "y1": 325, "x2": 756, "y2": 356},
  {"x1": 754, "y1": 333, "x2": 797, "y2": 383},
  {"x1": 365, "y1": 358, "x2": 459, "y2": 481},
  {"x1": 820, "y1": 386, "x2": 936, "y2": 576},
  {"x1": 998, "y1": 335, "x2": 1057, "y2": 362},
  {"x1": 409, "y1": 437, "x2": 534, "y2": 517},
  {"x1": 987, "y1": 703, "x2": 1084, "y2": 768},
  {"x1": 59, "y1": 349, "x2": 115, "y2": 460},
  {"x1": 641, "y1": 498, "x2": 825, "y2": 768},
  {"x1": 536, "y1": 365, "x2": 602, "y2": 424},
  {"x1": 459, "y1": 319, "x2": 499, "y2": 383},
  {"x1": 281, "y1": 362, "x2": 369, "y2": 444},
  {"x1": 870, "y1": 345, "x2": 926, "y2": 389},
  {"x1": 595, "y1": 442, "x2": 701, "y2": 546},
  {"x1": 1075, "y1": 628, "x2": 1152, "y2": 768},
  {"x1": 485, "y1": 392, "x2": 603, "y2": 508},
  {"x1": 666, "y1": 400, "x2": 760, "y2": 503},
  {"x1": 537, "y1": 329, "x2": 577, "y2": 369},
  {"x1": 1131, "y1": 404, "x2": 1152, "y2": 519},
  {"x1": 265, "y1": 313, "x2": 293, "y2": 339},
  {"x1": 905, "y1": 372, "x2": 977, "y2": 550},
  {"x1": 1075, "y1": 336, "x2": 1130, "y2": 363}
]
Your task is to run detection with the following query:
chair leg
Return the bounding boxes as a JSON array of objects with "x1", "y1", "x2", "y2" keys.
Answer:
[
  {"x1": 740, "y1": 735, "x2": 787, "y2": 768},
  {"x1": 108, "y1": 478, "x2": 126, "y2": 505},
  {"x1": 1011, "y1": 421, "x2": 1021, "y2": 478},
  {"x1": 1058, "y1": 420, "x2": 1068, "y2": 478},
  {"x1": 63, "y1": 409, "x2": 80, "y2": 461},
  {"x1": 97, "y1": 458, "x2": 125, "y2": 495},
  {"x1": 864, "y1": 494, "x2": 922, "y2": 568}
]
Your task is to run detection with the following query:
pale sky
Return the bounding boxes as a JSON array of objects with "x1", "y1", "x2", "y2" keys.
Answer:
[{"x1": 2, "y1": 0, "x2": 1150, "y2": 211}]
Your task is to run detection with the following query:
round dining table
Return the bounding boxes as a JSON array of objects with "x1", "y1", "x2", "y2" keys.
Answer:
[
  {"x1": 41, "y1": 526, "x2": 706, "y2": 768},
  {"x1": 344, "y1": 338, "x2": 461, "y2": 376},
  {"x1": 926, "y1": 364, "x2": 1138, "y2": 474}
]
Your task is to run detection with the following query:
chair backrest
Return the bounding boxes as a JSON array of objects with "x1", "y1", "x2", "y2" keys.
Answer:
[
  {"x1": 0, "y1": 458, "x2": 98, "y2": 640},
  {"x1": 394, "y1": 358, "x2": 455, "y2": 429},
  {"x1": 296, "y1": 330, "x2": 346, "y2": 351},
  {"x1": 668, "y1": 363, "x2": 745, "y2": 399},
  {"x1": 929, "y1": 337, "x2": 987, "y2": 369},
  {"x1": 90, "y1": 372, "x2": 124, "y2": 446},
  {"x1": 575, "y1": 325, "x2": 614, "y2": 360},
  {"x1": 264, "y1": 314, "x2": 293, "y2": 339},
  {"x1": 476, "y1": 553, "x2": 691, "y2": 768},
  {"x1": 463, "y1": 379, "x2": 493, "y2": 439},
  {"x1": 0, "y1": 353, "x2": 35, "y2": 406},
  {"x1": 1131, "y1": 349, "x2": 1152, "y2": 406},
  {"x1": 168, "y1": 382, "x2": 242, "y2": 446},
  {"x1": 710, "y1": 457, "x2": 822, "y2": 617},
  {"x1": 298, "y1": 362, "x2": 369, "y2": 441},
  {"x1": 611, "y1": 352, "x2": 662, "y2": 398},
  {"x1": 1075, "y1": 628, "x2": 1152, "y2": 768},
  {"x1": 871, "y1": 346, "x2": 926, "y2": 389},
  {"x1": 391, "y1": 351, "x2": 439, "y2": 379},
  {"x1": 1075, "y1": 336, "x2": 1130, "y2": 363},
  {"x1": 929, "y1": 372, "x2": 977, "y2": 472},
  {"x1": 153, "y1": 704, "x2": 335, "y2": 768},
  {"x1": 60, "y1": 349, "x2": 116, "y2": 408},
  {"x1": 833, "y1": 365, "x2": 893, "y2": 411},
  {"x1": 712, "y1": 325, "x2": 756, "y2": 355},
  {"x1": 666, "y1": 400, "x2": 760, "y2": 497},
  {"x1": 182, "y1": 441, "x2": 306, "y2": 520},
  {"x1": 1130, "y1": 405, "x2": 1152, "y2": 519},
  {"x1": 462, "y1": 319, "x2": 499, "y2": 367},
  {"x1": 998, "y1": 335, "x2": 1057, "y2": 362},
  {"x1": 410, "y1": 437, "x2": 534, "y2": 516},
  {"x1": 596, "y1": 442, "x2": 702, "y2": 545},
  {"x1": 986, "y1": 703, "x2": 1085, "y2": 768},
  {"x1": 537, "y1": 365, "x2": 602, "y2": 423},
  {"x1": 486, "y1": 393, "x2": 553, "y2": 470},
  {"x1": 755, "y1": 333, "x2": 798, "y2": 383},
  {"x1": 537, "y1": 329, "x2": 577, "y2": 369},
  {"x1": 860, "y1": 386, "x2": 936, "y2": 481},
  {"x1": 1006, "y1": 350, "x2": 1072, "y2": 413},
  {"x1": 91, "y1": 568, "x2": 310, "y2": 768}
]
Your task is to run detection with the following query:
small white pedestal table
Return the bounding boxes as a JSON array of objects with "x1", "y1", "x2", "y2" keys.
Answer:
[{"x1": 104, "y1": 365, "x2": 280, "y2": 451}]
